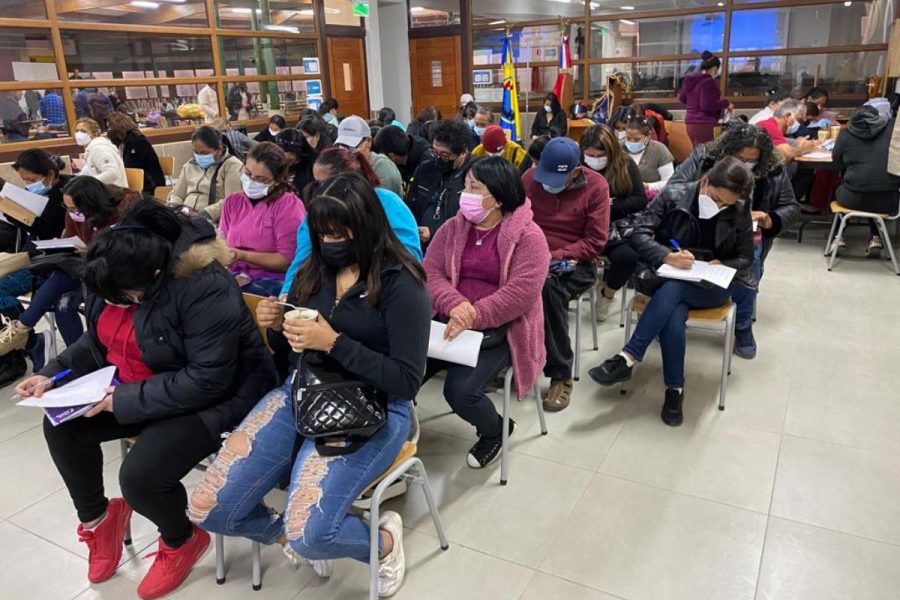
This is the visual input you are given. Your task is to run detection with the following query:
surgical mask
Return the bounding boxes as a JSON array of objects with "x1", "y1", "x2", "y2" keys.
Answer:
[
  {"x1": 320, "y1": 240, "x2": 356, "y2": 268},
  {"x1": 584, "y1": 156, "x2": 608, "y2": 171},
  {"x1": 458, "y1": 192, "x2": 495, "y2": 225},
  {"x1": 240, "y1": 172, "x2": 271, "y2": 200},
  {"x1": 624, "y1": 140, "x2": 646, "y2": 154},
  {"x1": 697, "y1": 191, "x2": 724, "y2": 220},
  {"x1": 473, "y1": 126, "x2": 486, "y2": 137},
  {"x1": 786, "y1": 121, "x2": 800, "y2": 135},
  {"x1": 544, "y1": 105, "x2": 553, "y2": 113},
  {"x1": 744, "y1": 161, "x2": 757, "y2": 171},
  {"x1": 75, "y1": 131, "x2": 91, "y2": 147},
  {"x1": 542, "y1": 182, "x2": 568, "y2": 195},
  {"x1": 68, "y1": 210, "x2": 86, "y2": 223},
  {"x1": 25, "y1": 180, "x2": 51, "y2": 195},
  {"x1": 194, "y1": 153, "x2": 216, "y2": 169},
  {"x1": 268, "y1": 128, "x2": 279, "y2": 137},
  {"x1": 615, "y1": 130, "x2": 627, "y2": 142},
  {"x1": 466, "y1": 119, "x2": 476, "y2": 130}
]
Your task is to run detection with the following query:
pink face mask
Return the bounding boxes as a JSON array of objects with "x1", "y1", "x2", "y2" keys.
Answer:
[
  {"x1": 68, "y1": 210, "x2": 86, "y2": 223},
  {"x1": 458, "y1": 192, "x2": 494, "y2": 224}
]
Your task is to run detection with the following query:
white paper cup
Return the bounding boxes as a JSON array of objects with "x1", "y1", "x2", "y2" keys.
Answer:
[{"x1": 285, "y1": 308, "x2": 318, "y2": 322}]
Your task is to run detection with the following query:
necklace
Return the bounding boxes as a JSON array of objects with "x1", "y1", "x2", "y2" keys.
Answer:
[{"x1": 474, "y1": 222, "x2": 499, "y2": 246}]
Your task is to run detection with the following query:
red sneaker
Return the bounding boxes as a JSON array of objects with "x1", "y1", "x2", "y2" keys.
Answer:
[
  {"x1": 77, "y1": 497, "x2": 133, "y2": 583},
  {"x1": 137, "y1": 524, "x2": 210, "y2": 600}
]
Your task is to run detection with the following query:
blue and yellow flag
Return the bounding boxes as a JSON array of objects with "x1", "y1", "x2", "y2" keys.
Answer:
[{"x1": 500, "y1": 36, "x2": 521, "y2": 143}]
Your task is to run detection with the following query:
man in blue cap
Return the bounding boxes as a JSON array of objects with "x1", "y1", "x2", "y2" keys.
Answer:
[{"x1": 523, "y1": 136, "x2": 610, "y2": 412}]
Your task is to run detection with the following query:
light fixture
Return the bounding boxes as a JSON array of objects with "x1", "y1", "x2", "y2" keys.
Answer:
[
  {"x1": 620, "y1": 5, "x2": 635, "y2": 9},
  {"x1": 716, "y1": 1, "x2": 724, "y2": 5},
  {"x1": 264, "y1": 24, "x2": 299, "y2": 32},
  {"x1": 130, "y1": 0, "x2": 159, "y2": 8},
  {"x1": 843, "y1": 1, "x2": 852, "y2": 5},
  {"x1": 488, "y1": 19, "x2": 506, "y2": 25},
  {"x1": 619, "y1": 18, "x2": 635, "y2": 24},
  {"x1": 589, "y1": 2, "x2": 600, "y2": 8},
  {"x1": 230, "y1": 7, "x2": 262, "y2": 13},
  {"x1": 410, "y1": 6, "x2": 426, "y2": 12},
  {"x1": 158, "y1": 0, "x2": 187, "y2": 3}
]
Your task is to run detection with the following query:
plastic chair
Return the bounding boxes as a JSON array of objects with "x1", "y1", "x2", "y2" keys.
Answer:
[
  {"x1": 572, "y1": 286, "x2": 599, "y2": 381},
  {"x1": 153, "y1": 186, "x2": 172, "y2": 204},
  {"x1": 621, "y1": 294, "x2": 736, "y2": 411},
  {"x1": 16, "y1": 294, "x2": 59, "y2": 359},
  {"x1": 158, "y1": 156, "x2": 176, "y2": 183},
  {"x1": 499, "y1": 368, "x2": 547, "y2": 486},
  {"x1": 124, "y1": 168, "x2": 144, "y2": 193},
  {"x1": 825, "y1": 200, "x2": 900, "y2": 275}
]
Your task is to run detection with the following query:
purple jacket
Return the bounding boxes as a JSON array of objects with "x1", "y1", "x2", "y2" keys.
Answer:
[
  {"x1": 678, "y1": 72, "x2": 728, "y2": 124},
  {"x1": 424, "y1": 200, "x2": 549, "y2": 400}
]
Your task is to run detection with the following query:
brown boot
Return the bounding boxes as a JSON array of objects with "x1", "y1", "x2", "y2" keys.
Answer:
[
  {"x1": 0, "y1": 317, "x2": 30, "y2": 356},
  {"x1": 543, "y1": 378, "x2": 573, "y2": 412}
]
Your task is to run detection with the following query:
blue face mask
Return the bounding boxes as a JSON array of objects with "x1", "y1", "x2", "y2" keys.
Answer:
[
  {"x1": 466, "y1": 120, "x2": 476, "y2": 130},
  {"x1": 25, "y1": 180, "x2": 51, "y2": 195},
  {"x1": 786, "y1": 121, "x2": 800, "y2": 135},
  {"x1": 473, "y1": 126, "x2": 486, "y2": 137},
  {"x1": 624, "y1": 140, "x2": 646, "y2": 154},
  {"x1": 194, "y1": 153, "x2": 216, "y2": 168},
  {"x1": 542, "y1": 182, "x2": 568, "y2": 195}
]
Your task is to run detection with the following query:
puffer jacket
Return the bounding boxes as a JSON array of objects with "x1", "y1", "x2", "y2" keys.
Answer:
[
  {"x1": 39, "y1": 216, "x2": 278, "y2": 437},
  {"x1": 629, "y1": 180, "x2": 755, "y2": 288},
  {"x1": 82, "y1": 136, "x2": 128, "y2": 188}
]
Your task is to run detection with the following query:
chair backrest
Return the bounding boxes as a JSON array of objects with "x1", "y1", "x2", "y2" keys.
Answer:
[
  {"x1": 153, "y1": 185, "x2": 172, "y2": 203},
  {"x1": 242, "y1": 292, "x2": 272, "y2": 352},
  {"x1": 125, "y1": 167, "x2": 144, "y2": 192},
  {"x1": 158, "y1": 155, "x2": 175, "y2": 177}
]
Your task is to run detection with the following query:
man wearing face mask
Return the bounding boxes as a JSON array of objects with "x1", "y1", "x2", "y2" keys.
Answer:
[
  {"x1": 472, "y1": 107, "x2": 495, "y2": 140},
  {"x1": 472, "y1": 125, "x2": 527, "y2": 169},
  {"x1": 523, "y1": 137, "x2": 610, "y2": 412},
  {"x1": 335, "y1": 115, "x2": 403, "y2": 196},
  {"x1": 755, "y1": 99, "x2": 818, "y2": 164},
  {"x1": 405, "y1": 119, "x2": 473, "y2": 250}
]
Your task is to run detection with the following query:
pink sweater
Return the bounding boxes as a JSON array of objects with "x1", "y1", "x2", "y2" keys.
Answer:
[{"x1": 424, "y1": 200, "x2": 550, "y2": 400}]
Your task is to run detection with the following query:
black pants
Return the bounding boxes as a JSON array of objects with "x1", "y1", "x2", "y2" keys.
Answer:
[
  {"x1": 43, "y1": 412, "x2": 219, "y2": 547},
  {"x1": 542, "y1": 263, "x2": 597, "y2": 380},
  {"x1": 424, "y1": 343, "x2": 510, "y2": 438},
  {"x1": 603, "y1": 242, "x2": 640, "y2": 291}
]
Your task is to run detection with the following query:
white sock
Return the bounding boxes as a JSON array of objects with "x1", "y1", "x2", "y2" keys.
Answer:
[
  {"x1": 669, "y1": 387, "x2": 683, "y2": 394},
  {"x1": 82, "y1": 512, "x2": 107, "y2": 530},
  {"x1": 618, "y1": 352, "x2": 635, "y2": 367}
]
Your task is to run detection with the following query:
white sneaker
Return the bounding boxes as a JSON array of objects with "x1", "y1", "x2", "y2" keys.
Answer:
[
  {"x1": 377, "y1": 511, "x2": 405, "y2": 598},
  {"x1": 352, "y1": 479, "x2": 408, "y2": 510},
  {"x1": 282, "y1": 543, "x2": 333, "y2": 578},
  {"x1": 595, "y1": 292, "x2": 615, "y2": 322},
  {"x1": 827, "y1": 237, "x2": 847, "y2": 256}
]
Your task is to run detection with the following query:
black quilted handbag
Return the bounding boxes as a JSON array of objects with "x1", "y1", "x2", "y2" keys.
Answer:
[{"x1": 290, "y1": 350, "x2": 387, "y2": 455}]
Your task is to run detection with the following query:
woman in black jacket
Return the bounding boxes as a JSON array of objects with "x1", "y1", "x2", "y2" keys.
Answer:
[
  {"x1": 275, "y1": 128, "x2": 318, "y2": 193},
  {"x1": 105, "y1": 112, "x2": 165, "y2": 196},
  {"x1": 190, "y1": 172, "x2": 430, "y2": 597},
  {"x1": 254, "y1": 115, "x2": 287, "y2": 143},
  {"x1": 531, "y1": 92, "x2": 568, "y2": 139},
  {"x1": 11, "y1": 149, "x2": 69, "y2": 241},
  {"x1": 16, "y1": 200, "x2": 277, "y2": 599},
  {"x1": 589, "y1": 157, "x2": 756, "y2": 427},
  {"x1": 580, "y1": 124, "x2": 647, "y2": 321}
]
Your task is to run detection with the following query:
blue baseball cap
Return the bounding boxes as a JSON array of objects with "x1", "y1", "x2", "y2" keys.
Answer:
[{"x1": 533, "y1": 137, "x2": 581, "y2": 188}]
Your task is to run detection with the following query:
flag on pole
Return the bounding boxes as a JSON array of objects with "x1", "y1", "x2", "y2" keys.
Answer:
[
  {"x1": 500, "y1": 35, "x2": 521, "y2": 142},
  {"x1": 552, "y1": 34, "x2": 572, "y2": 101}
]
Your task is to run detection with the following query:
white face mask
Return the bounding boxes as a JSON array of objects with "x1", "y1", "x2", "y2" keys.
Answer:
[
  {"x1": 268, "y1": 128, "x2": 279, "y2": 137},
  {"x1": 240, "y1": 172, "x2": 271, "y2": 200},
  {"x1": 584, "y1": 155, "x2": 608, "y2": 171},
  {"x1": 544, "y1": 105, "x2": 553, "y2": 113},
  {"x1": 75, "y1": 131, "x2": 92, "y2": 147},
  {"x1": 698, "y1": 191, "x2": 724, "y2": 220},
  {"x1": 615, "y1": 130, "x2": 627, "y2": 142}
]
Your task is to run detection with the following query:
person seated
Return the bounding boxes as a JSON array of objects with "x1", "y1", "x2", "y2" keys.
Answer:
[
  {"x1": 623, "y1": 115, "x2": 674, "y2": 197},
  {"x1": 406, "y1": 106, "x2": 442, "y2": 141},
  {"x1": 219, "y1": 142, "x2": 306, "y2": 298},
  {"x1": 755, "y1": 99, "x2": 817, "y2": 164},
  {"x1": 589, "y1": 157, "x2": 756, "y2": 426},
  {"x1": 275, "y1": 128, "x2": 318, "y2": 194},
  {"x1": 376, "y1": 107, "x2": 406, "y2": 131},
  {"x1": 423, "y1": 156, "x2": 549, "y2": 467},
  {"x1": 169, "y1": 126, "x2": 243, "y2": 222},
  {"x1": 749, "y1": 88, "x2": 791, "y2": 125},
  {"x1": 254, "y1": 115, "x2": 286, "y2": 144},
  {"x1": 472, "y1": 125, "x2": 527, "y2": 169},
  {"x1": 580, "y1": 124, "x2": 648, "y2": 322},
  {"x1": 210, "y1": 117, "x2": 257, "y2": 161},
  {"x1": 531, "y1": 92, "x2": 568, "y2": 140},
  {"x1": 16, "y1": 200, "x2": 277, "y2": 600},
  {"x1": 336, "y1": 115, "x2": 403, "y2": 196},
  {"x1": 105, "y1": 112, "x2": 165, "y2": 196},
  {"x1": 373, "y1": 125, "x2": 432, "y2": 189},
  {"x1": 792, "y1": 102, "x2": 831, "y2": 140},
  {"x1": 405, "y1": 119, "x2": 473, "y2": 250},
  {"x1": 457, "y1": 93, "x2": 475, "y2": 120},
  {"x1": 189, "y1": 172, "x2": 430, "y2": 598},
  {"x1": 805, "y1": 86, "x2": 837, "y2": 124},
  {"x1": 519, "y1": 134, "x2": 549, "y2": 174},
  {"x1": 831, "y1": 105, "x2": 900, "y2": 257},
  {"x1": 523, "y1": 137, "x2": 610, "y2": 412},
  {"x1": 608, "y1": 105, "x2": 638, "y2": 143},
  {"x1": 297, "y1": 114, "x2": 336, "y2": 151},
  {"x1": 471, "y1": 107, "x2": 495, "y2": 147},
  {"x1": 0, "y1": 176, "x2": 141, "y2": 363},
  {"x1": 319, "y1": 97, "x2": 340, "y2": 126},
  {"x1": 73, "y1": 118, "x2": 128, "y2": 188},
  {"x1": 10, "y1": 149, "x2": 69, "y2": 242}
]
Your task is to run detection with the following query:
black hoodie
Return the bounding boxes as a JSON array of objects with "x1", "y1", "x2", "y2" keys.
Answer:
[{"x1": 833, "y1": 108, "x2": 900, "y2": 194}]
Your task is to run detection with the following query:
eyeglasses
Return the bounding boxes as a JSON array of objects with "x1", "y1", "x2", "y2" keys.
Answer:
[
  {"x1": 432, "y1": 148, "x2": 456, "y2": 161},
  {"x1": 240, "y1": 168, "x2": 274, "y2": 185}
]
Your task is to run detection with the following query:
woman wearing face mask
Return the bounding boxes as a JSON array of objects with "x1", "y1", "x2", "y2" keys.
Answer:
[
  {"x1": 105, "y1": 112, "x2": 164, "y2": 195},
  {"x1": 275, "y1": 128, "x2": 318, "y2": 194},
  {"x1": 169, "y1": 126, "x2": 243, "y2": 223},
  {"x1": 531, "y1": 92, "x2": 568, "y2": 140},
  {"x1": 219, "y1": 142, "x2": 306, "y2": 298},
  {"x1": 297, "y1": 114, "x2": 336, "y2": 152},
  {"x1": 608, "y1": 105, "x2": 638, "y2": 144},
  {"x1": 623, "y1": 116, "x2": 674, "y2": 197},
  {"x1": 422, "y1": 157, "x2": 549, "y2": 467},
  {"x1": 11, "y1": 149, "x2": 70, "y2": 241},
  {"x1": 678, "y1": 51, "x2": 733, "y2": 146},
  {"x1": 589, "y1": 157, "x2": 756, "y2": 426},
  {"x1": 254, "y1": 115, "x2": 287, "y2": 143},
  {"x1": 580, "y1": 124, "x2": 647, "y2": 321},
  {"x1": 73, "y1": 118, "x2": 128, "y2": 188},
  {"x1": 190, "y1": 172, "x2": 430, "y2": 598},
  {"x1": 18, "y1": 200, "x2": 277, "y2": 600}
]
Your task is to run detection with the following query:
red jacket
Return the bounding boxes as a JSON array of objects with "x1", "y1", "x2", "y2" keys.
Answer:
[{"x1": 522, "y1": 167, "x2": 610, "y2": 262}]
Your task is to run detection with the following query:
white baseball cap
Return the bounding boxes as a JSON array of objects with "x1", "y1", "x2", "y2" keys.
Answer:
[{"x1": 335, "y1": 115, "x2": 371, "y2": 148}]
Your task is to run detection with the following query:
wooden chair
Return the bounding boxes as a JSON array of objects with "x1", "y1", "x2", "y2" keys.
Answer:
[
  {"x1": 158, "y1": 156, "x2": 175, "y2": 183},
  {"x1": 825, "y1": 200, "x2": 900, "y2": 275},
  {"x1": 153, "y1": 186, "x2": 172, "y2": 204},
  {"x1": 124, "y1": 168, "x2": 144, "y2": 192}
]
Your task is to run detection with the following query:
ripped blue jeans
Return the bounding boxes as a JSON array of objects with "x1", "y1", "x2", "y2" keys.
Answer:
[{"x1": 189, "y1": 382, "x2": 411, "y2": 562}]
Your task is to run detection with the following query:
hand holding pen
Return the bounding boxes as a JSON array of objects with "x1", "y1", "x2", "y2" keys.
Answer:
[
  {"x1": 665, "y1": 239, "x2": 695, "y2": 270},
  {"x1": 11, "y1": 369, "x2": 73, "y2": 401}
]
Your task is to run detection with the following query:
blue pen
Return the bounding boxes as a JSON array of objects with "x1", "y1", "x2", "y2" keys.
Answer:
[
  {"x1": 670, "y1": 239, "x2": 682, "y2": 252},
  {"x1": 11, "y1": 368, "x2": 73, "y2": 401}
]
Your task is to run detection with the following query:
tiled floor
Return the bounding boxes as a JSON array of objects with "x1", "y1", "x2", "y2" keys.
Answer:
[{"x1": 2, "y1": 230, "x2": 899, "y2": 600}]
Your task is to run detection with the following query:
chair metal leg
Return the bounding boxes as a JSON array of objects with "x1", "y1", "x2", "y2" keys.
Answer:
[
  {"x1": 719, "y1": 307, "x2": 735, "y2": 411},
  {"x1": 828, "y1": 215, "x2": 849, "y2": 271},
  {"x1": 45, "y1": 313, "x2": 58, "y2": 358},
  {"x1": 368, "y1": 482, "x2": 382, "y2": 600},
  {"x1": 215, "y1": 533, "x2": 226, "y2": 584},
  {"x1": 620, "y1": 299, "x2": 634, "y2": 396},
  {"x1": 413, "y1": 460, "x2": 449, "y2": 550},
  {"x1": 589, "y1": 287, "x2": 598, "y2": 350},
  {"x1": 876, "y1": 218, "x2": 900, "y2": 275},
  {"x1": 533, "y1": 385, "x2": 548, "y2": 435},
  {"x1": 574, "y1": 296, "x2": 582, "y2": 381},
  {"x1": 251, "y1": 540, "x2": 262, "y2": 591},
  {"x1": 619, "y1": 285, "x2": 628, "y2": 328},
  {"x1": 119, "y1": 439, "x2": 133, "y2": 545},
  {"x1": 825, "y1": 213, "x2": 840, "y2": 256},
  {"x1": 500, "y1": 369, "x2": 512, "y2": 486}
]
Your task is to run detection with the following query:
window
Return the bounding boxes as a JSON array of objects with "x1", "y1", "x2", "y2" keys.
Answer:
[
  {"x1": 224, "y1": 79, "x2": 316, "y2": 120},
  {"x1": 590, "y1": 0, "x2": 722, "y2": 16},
  {"x1": 590, "y1": 13, "x2": 725, "y2": 59},
  {"x1": 52, "y1": 0, "x2": 209, "y2": 27},
  {"x1": 221, "y1": 37, "x2": 318, "y2": 73},
  {"x1": 473, "y1": 24, "x2": 583, "y2": 66},
  {"x1": 589, "y1": 61, "x2": 692, "y2": 97},
  {"x1": 472, "y1": 0, "x2": 584, "y2": 26},
  {"x1": 61, "y1": 32, "x2": 214, "y2": 80},
  {"x1": 410, "y1": 0, "x2": 460, "y2": 28},
  {"x1": 473, "y1": 65, "x2": 583, "y2": 105},
  {"x1": 324, "y1": 0, "x2": 361, "y2": 25},
  {"x1": 0, "y1": 29, "x2": 59, "y2": 82},
  {"x1": 4, "y1": 0, "x2": 47, "y2": 19},
  {"x1": 726, "y1": 51, "x2": 887, "y2": 97},
  {"x1": 214, "y1": 0, "x2": 317, "y2": 34},
  {"x1": 1, "y1": 89, "x2": 68, "y2": 145}
]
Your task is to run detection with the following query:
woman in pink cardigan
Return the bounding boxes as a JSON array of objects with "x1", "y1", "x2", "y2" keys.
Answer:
[
  {"x1": 423, "y1": 156, "x2": 549, "y2": 469},
  {"x1": 678, "y1": 51, "x2": 732, "y2": 147}
]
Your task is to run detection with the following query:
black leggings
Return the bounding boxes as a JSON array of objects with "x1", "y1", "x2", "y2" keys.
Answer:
[
  {"x1": 43, "y1": 412, "x2": 220, "y2": 547},
  {"x1": 603, "y1": 242, "x2": 640, "y2": 291}
]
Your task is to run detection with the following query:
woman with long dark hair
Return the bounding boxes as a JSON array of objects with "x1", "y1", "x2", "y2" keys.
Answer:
[
  {"x1": 531, "y1": 92, "x2": 568, "y2": 139},
  {"x1": 275, "y1": 127, "x2": 318, "y2": 192},
  {"x1": 105, "y1": 112, "x2": 164, "y2": 195},
  {"x1": 297, "y1": 114, "x2": 336, "y2": 151}
]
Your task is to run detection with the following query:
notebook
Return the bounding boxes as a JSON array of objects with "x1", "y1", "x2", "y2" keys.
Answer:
[
  {"x1": 427, "y1": 321, "x2": 484, "y2": 367},
  {"x1": 657, "y1": 261, "x2": 737, "y2": 289},
  {"x1": 17, "y1": 367, "x2": 117, "y2": 426}
]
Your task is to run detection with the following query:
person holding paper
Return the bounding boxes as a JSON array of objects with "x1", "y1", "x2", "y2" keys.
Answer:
[
  {"x1": 190, "y1": 172, "x2": 429, "y2": 598},
  {"x1": 17, "y1": 200, "x2": 277, "y2": 599},
  {"x1": 423, "y1": 156, "x2": 549, "y2": 468},
  {"x1": 589, "y1": 157, "x2": 756, "y2": 427},
  {"x1": 168, "y1": 126, "x2": 243, "y2": 223},
  {"x1": 73, "y1": 118, "x2": 128, "y2": 188},
  {"x1": 10, "y1": 149, "x2": 70, "y2": 241}
]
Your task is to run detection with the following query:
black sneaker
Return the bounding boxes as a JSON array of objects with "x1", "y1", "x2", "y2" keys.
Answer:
[
  {"x1": 0, "y1": 350, "x2": 27, "y2": 387},
  {"x1": 661, "y1": 388, "x2": 684, "y2": 427},
  {"x1": 734, "y1": 326, "x2": 757, "y2": 360},
  {"x1": 588, "y1": 355, "x2": 633, "y2": 386},
  {"x1": 466, "y1": 419, "x2": 515, "y2": 469}
]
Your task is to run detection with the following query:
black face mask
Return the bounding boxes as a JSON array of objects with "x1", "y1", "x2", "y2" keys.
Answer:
[
  {"x1": 435, "y1": 157, "x2": 455, "y2": 173},
  {"x1": 320, "y1": 240, "x2": 356, "y2": 269}
]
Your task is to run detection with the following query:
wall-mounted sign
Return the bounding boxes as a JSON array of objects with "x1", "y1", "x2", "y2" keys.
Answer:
[
  {"x1": 305, "y1": 79, "x2": 322, "y2": 96},
  {"x1": 303, "y1": 58, "x2": 320, "y2": 75}
]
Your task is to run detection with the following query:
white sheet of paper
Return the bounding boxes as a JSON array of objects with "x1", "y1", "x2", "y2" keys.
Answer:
[
  {"x1": 33, "y1": 236, "x2": 87, "y2": 251},
  {"x1": 803, "y1": 151, "x2": 832, "y2": 159},
  {"x1": 427, "y1": 321, "x2": 484, "y2": 367},
  {"x1": 17, "y1": 366, "x2": 116, "y2": 408},
  {"x1": 657, "y1": 260, "x2": 737, "y2": 289},
  {"x1": 752, "y1": 220, "x2": 759, "y2": 232},
  {"x1": 0, "y1": 182, "x2": 49, "y2": 216}
]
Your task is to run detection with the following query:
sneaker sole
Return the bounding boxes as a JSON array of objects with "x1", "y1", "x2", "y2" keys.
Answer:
[
  {"x1": 137, "y1": 532, "x2": 211, "y2": 600},
  {"x1": 377, "y1": 513, "x2": 405, "y2": 598},
  {"x1": 352, "y1": 480, "x2": 408, "y2": 510},
  {"x1": 588, "y1": 369, "x2": 632, "y2": 387}
]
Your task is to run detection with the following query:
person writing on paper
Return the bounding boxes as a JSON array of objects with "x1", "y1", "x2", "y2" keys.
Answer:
[
  {"x1": 754, "y1": 99, "x2": 817, "y2": 164},
  {"x1": 168, "y1": 126, "x2": 243, "y2": 223},
  {"x1": 73, "y1": 118, "x2": 128, "y2": 188},
  {"x1": 16, "y1": 200, "x2": 277, "y2": 599},
  {"x1": 219, "y1": 142, "x2": 306, "y2": 297},
  {"x1": 589, "y1": 157, "x2": 756, "y2": 427},
  {"x1": 422, "y1": 156, "x2": 549, "y2": 468},
  {"x1": 10, "y1": 149, "x2": 70, "y2": 241},
  {"x1": 622, "y1": 116, "x2": 674, "y2": 198},
  {"x1": 190, "y1": 172, "x2": 429, "y2": 598}
]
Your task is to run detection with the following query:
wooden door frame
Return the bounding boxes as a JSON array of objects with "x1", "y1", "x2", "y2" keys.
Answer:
[
  {"x1": 326, "y1": 35, "x2": 371, "y2": 117},
  {"x1": 409, "y1": 34, "x2": 463, "y2": 119}
]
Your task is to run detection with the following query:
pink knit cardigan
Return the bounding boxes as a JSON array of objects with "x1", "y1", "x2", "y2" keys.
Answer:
[{"x1": 424, "y1": 200, "x2": 550, "y2": 399}]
